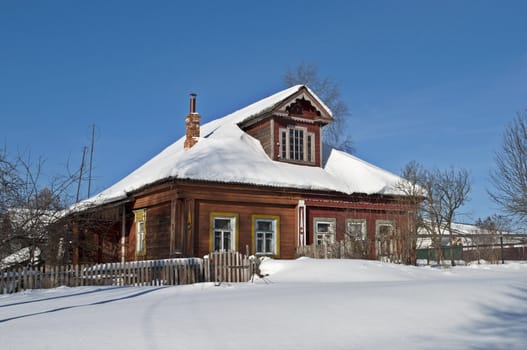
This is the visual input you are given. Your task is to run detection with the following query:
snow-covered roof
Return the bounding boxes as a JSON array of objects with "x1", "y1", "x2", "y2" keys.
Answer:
[
  {"x1": 77, "y1": 85, "x2": 407, "y2": 208},
  {"x1": 418, "y1": 222, "x2": 523, "y2": 237},
  {"x1": 0, "y1": 246, "x2": 41, "y2": 270}
]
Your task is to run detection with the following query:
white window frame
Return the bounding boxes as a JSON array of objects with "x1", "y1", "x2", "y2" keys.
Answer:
[
  {"x1": 253, "y1": 217, "x2": 278, "y2": 255},
  {"x1": 280, "y1": 126, "x2": 315, "y2": 163},
  {"x1": 306, "y1": 132, "x2": 315, "y2": 163},
  {"x1": 212, "y1": 215, "x2": 237, "y2": 252},
  {"x1": 346, "y1": 219, "x2": 367, "y2": 241},
  {"x1": 314, "y1": 217, "x2": 336, "y2": 245},
  {"x1": 376, "y1": 220, "x2": 395, "y2": 258}
]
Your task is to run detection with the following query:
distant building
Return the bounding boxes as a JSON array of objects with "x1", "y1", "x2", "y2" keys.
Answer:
[{"x1": 416, "y1": 222, "x2": 527, "y2": 262}]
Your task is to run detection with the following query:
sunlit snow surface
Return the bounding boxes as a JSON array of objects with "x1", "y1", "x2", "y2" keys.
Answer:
[{"x1": 1, "y1": 259, "x2": 526, "y2": 350}]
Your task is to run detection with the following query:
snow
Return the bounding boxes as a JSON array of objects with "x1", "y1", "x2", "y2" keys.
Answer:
[
  {"x1": 325, "y1": 150, "x2": 407, "y2": 195},
  {"x1": 0, "y1": 247, "x2": 41, "y2": 270},
  {"x1": 75, "y1": 85, "x2": 407, "y2": 210},
  {"x1": 1, "y1": 258, "x2": 526, "y2": 349}
]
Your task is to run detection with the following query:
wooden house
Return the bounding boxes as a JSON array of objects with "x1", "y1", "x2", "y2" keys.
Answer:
[{"x1": 71, "y1": 85, "x2": 417, "y2": 264}]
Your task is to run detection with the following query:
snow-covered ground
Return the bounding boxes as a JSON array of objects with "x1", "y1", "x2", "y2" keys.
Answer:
[{"x1": 1, "y1": 258, "x2": 526, "y2": 350}]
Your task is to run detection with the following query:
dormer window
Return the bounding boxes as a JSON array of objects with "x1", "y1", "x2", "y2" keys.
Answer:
[
  {"x1": 280, "y1": 126, "x2": 315, "y2": 163},
  {"x1": 238, "y1": 86, "x2": 331, "y2": 167}
]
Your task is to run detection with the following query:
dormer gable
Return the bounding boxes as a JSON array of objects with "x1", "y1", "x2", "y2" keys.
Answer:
[
  {"x1": 286, "y1": 97, "x2": 319, "y2": 117},
  {"x1": 273, "y1": 88, "x2": 333, "y2": 125},
  {"x1": 239, "y1": 86, "x2": 333, "y2": 168},
  {"x1": 238, "y1": 86, "x2": 333, "y2": 128}
]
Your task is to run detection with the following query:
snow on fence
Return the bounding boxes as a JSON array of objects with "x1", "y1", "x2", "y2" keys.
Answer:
[{"x1": 0, "y1": 251, "x2": 259, "y2": 294}]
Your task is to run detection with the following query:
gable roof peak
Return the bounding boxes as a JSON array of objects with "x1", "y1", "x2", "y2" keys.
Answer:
[{"x1": 236, "y1": 85, "x2": 333, "y2": 128}]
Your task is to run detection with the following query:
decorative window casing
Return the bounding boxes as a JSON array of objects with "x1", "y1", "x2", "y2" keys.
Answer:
[
  {"x1": 346, "y1": 219, "x2": 367, "y2": 241},
  {"x1": 280, "y1": 126, "x2": 315, "y2": 163},
  {"x1": 210, "y1": 213, "x2": 238, "y2": 252},
  {"x1": 134, "y1": 209, "x2": 147, "y2": 257},
  {"x1": 376, "y1": 220, "x2": 395, "y2": 258},
  {"x1": 314, "y1": 218, "x2": 336, "y2": 245},
  {"x1": 252, "y1": 215, "x2": 280, "y2": 256}
]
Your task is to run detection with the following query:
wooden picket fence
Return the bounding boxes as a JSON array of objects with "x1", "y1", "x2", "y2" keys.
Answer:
[
  {"x1": 0, "y1": 251, "x2": 259, "y2": 294},
  {"x1": 206, "y1": 251, "x2": 258, "y2": 284}
]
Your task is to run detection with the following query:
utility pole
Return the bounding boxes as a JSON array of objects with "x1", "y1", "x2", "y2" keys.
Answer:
[
  {"x1": 87, "y1": 124, "x2": 95, "y2": 198},
  {"x1": 76, "y1": 146, "x2": 87, "y2": 203},
  {"x1": 500, "y1": 233, "x2": 505, "y2": 264}
]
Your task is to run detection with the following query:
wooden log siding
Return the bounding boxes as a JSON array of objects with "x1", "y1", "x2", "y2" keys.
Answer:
[
  {"x1": 243, "y1": 118, "x2": 274, "y2": 159},
  {"x1": 0, "y1": 252, "x2": 259, "y2": 294},
  {"x1": 144, "y1": 203, "x2": 172, "y2": 259}
]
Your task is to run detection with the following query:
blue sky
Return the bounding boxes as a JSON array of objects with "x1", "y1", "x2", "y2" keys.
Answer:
[{"x1": 1, "y1": 1, "x2": 526, "y2": 223}]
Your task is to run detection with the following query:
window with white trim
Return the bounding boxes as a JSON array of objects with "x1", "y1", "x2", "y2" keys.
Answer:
[
  {"x1": 307, "y1": 134, "x2": 314, "y2": 162},
  {"x1": 253, "y1": 215, "x2": 279, "y2": 255},
  {"x1": 280, "y1": 126, "x2": 315, "y2": 163},
  {"x1": 376, "y1": 220, "x2": 394, "y2": 258},
  {"x1": 346, "y1": 219, "x2": 367, "y2": 241},
  {"x1": 212, "y1": 215, "x2": 237, "y2": 251},
  {"x1": 314, "y1": 218, "x2": 336, "y2": 245}
]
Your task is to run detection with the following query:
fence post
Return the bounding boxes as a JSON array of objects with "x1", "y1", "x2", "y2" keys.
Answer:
[{"x1": 203, "y1": 255, "x2": 210, "y2": 283}]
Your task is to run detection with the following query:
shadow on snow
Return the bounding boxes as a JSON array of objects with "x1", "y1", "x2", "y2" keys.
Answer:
[
  {"x1": 0, "y1": 286, "x2": 124, "y2": 308},
  {"x1": 468, "y1": 284, "x2": 527, "y2": 350},
  {"x1": 0, "y1": 286, "x2": 167, "y2": 324}
]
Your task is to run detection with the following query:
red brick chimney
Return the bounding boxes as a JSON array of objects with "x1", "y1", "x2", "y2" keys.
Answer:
[{"x1": 184, "y1": 93, "x2": 201, "y2": 149}]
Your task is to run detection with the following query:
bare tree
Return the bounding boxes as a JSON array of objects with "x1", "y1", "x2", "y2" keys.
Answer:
[
  {"x1": 433, "y1": 167, "x2": 471, "y2": 266},
  {"x1": 489, "y1": 111, "x2": 527, "y2": 226},
  {"x1": 0, "y1": 149, "x2": 77, "y2": 268},
  {"x1": 395, "y1": 161, "x2": 427, "y2": 264},
  {"x1": 284, "y1": 63, "x2": 353, "y2": 153},
  {"x1": 474, "y1": 215, "x2": 509, "y2": 264},
  {"x1": 399, "y1": 162, "x2": 471, "y2": 266}
]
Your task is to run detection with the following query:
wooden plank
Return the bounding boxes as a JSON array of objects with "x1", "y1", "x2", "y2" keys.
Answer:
[
  {"x1": 203, "y1": 256, "x2": 210, "y2": 283},
  {"x1": 124, "y1": 262, "x2": 131, "y2": 286},
  {"x1": 164, "y1": 263, "x2": 170, "y2": 286},
  {"x1": 144, "y1": 260, "x2": 149, "y2": 286},
  {"x1": 119, "y1": 262, "x2": 125, "y2": 286},
  {"x1": 176, "y1": 260, "x2": 182, "y2": 285},
  {"x1": 53, "y1": 265, "x2": 59, "y2": 288},
  {"x1": 153, "y1": 260, "x2": 159, "y2": 286},
  {"x1": 137, "y1": 261, "x2": 143, "y2": 286},
  {"x1": 75, "y1": 265, "x2": 81, "y2": 287},
  {"x1": 83, "y1": 264, "x2": 90, "y2": 286}
]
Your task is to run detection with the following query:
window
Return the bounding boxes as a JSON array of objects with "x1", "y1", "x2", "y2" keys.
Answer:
[
  {"x1": 376, "y1": 220, "x2": 395, "y2": 258},
  {"x1": 346, "y1": 219, "x2": 367, "y2": 241},
  {"x1": 280, "y1": 127, "x2": 315, "y2": 163},
  {"x1": 289, "y1": 128, "x2": 304, "y2": 160},
  {"x1": 307, "y1": 134, "x2": 314, "y2": 162},
  {"x1": 281, "y1": 131, "x2": 287, "y2": 159},
  {"x1": 252, "y1": 215, "x2": 280, "y2": 255},
  {"x1": 134, "y1": 209, "x2": 146, "y2": 256},
  {"x1": 210, "y1": 213, "x2": 238, "y2": 251},
  {"x1": 314, "y1": 218, "x2": 336, "y2": 245}
]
